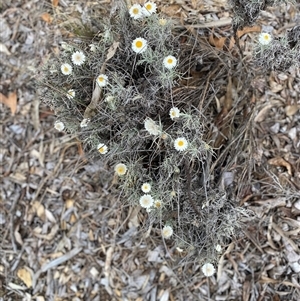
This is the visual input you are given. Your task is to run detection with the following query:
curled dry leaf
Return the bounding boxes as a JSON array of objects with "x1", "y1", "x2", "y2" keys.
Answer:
[
  {"x1": 17, "y1": 267, "x2": 33, "y2": 288},
  {"x1": 209, "y1": 26, "x2": 261, "y2": 49},
  {"x1": 268, "y1": 157, "x2": 293, "y2": 175},
  {"x1": 254, "y1": 99, "x2": 282, "y2": 123},
  {"x1": 0, "y1": 43, "x2": 11, "y2": 55},
  {"x1": 32, "y1": 201, "x2": 46, "y2": 221},
  {"x1": 41, "y1": 12, "x2": 53, "y2": 24},
  {"x1": 254, "y1": 104, "x2": 273, "y2": 123},
  {"x1": 160, "y1": 4, "x2": 181, "y2": 18},
  {"x1": 285, "y1": 104, "x2": 299, "y2": 116},
  {"x1": 52, "y1": 0, "x2": 59, "y2": 7},
  {"x1": 0, "y1": 91, "x2": 17, "y2": 115},
  {"x1": 209, "y1": 34, "x2": 229, "y2": 49},
  {"x1": 33, "y1": 224, "x2": 59, "y2": 240},
  {"x1": 14, "y1": 225, "x2": 23, "y2": 246}
]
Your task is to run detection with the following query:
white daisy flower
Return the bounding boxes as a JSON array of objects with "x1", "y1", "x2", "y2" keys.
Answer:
[
  {"x1": 162, "y1": 225, "x2": 173, "y2": 239},
  {"x1": 115, "y1": 163, "x2": 127, "y2": 176},
  {"x1": 132, "y1": 37, "x2": 148, "y2": 53},
  {"x1": 154, "y1": 199, "x2": 162, "y2": 209},
  {"x1": 97, "y1": 143, "x2": 108, "y2": 154},
  {"x1": 61, "y1": 63, "x2": 72, "y2": 75},
  {"x1": 142, "y1": 2, "x2": 157, "y2": 16},
  {"x1": 66, "y1": 89, "x2": 75, "y2": 99},
  {"x1": 71, "y1": 51, "x2": 86, "y2": 65},
  {"x1": 163, "y1": 55, "x2": 177, "y2": 70},
  {"x1": 54, "y1": 121, "x2": 65, "y2": 131},
  {"x1": 129, "y1": 4, "x2": 144, "y2": 19},
  {"x1": 80, "y1": 118, "x2": 90, "y2": 128},
  {"x1": 174, "y1": 137, "x2": 188, "y2": 152},
  {"x1": 201, "y1": 263, "x2": 215, "y2": 277},
  {"x1": 141, "y1": 183, "x2": 151, "y2": 193},
  {"x1": 258, "y1": 32, "x2": 272, "y2": 45},
  {"x1": 139, "y1": 194, "x2": 154, "y2": 208},
  {"x1": 169, "y1": 107, "x2": 180, "y2": 120},
  {"x1": 96, "y1": 74, "x2": 108, "y2": 87},
  {"x1": 144, "y1": 118, "x2": 161, "y2": 135},
  {"x1": 215, "y1": 244, "x2": 222, "y2": 252}
]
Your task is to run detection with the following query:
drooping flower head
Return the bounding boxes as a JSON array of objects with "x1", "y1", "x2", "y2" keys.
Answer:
[
  {"x1": 163, "y1": 55, "x2": 177, "y2": 70},
  {"x1": 215, "y1": 244, "x2": 222, "y2": 252},
  {"x1": 144, "y1": 118, "x2": 161, "y2": 135},
  {"x1": 115, "y1": 163, "x2": 127, "y2": 176},
  {"x1": 139, "y1": 194, "x2": 154, "y2": 208},
  {"x1": 258, "y1": 32, "x2": 272, "y2": 46},
  {"x1": 174, "y1": 137, "x2": 188, "y2": 151},
  {"x1": 54, "y1": 121, "x2": 65, "y2": 131},
  {"x1": 162, "y1": 225, "x2": 173, "y2": 239},
  {"x1": 169, "y1": 107, "x2": 180, "y2": 120},
  {"x1": 129, "y1": 4, "x2": 144, "y2": 19},
  {"x1": 89, "y1": 44, "x2": 96, "y2": 52},
  {"x1": 141, "y1": 183, "x2": 151, "y2": 193},
  {"x1": 132, "y1": 37, "x2": 148, "y2": 53},
  {"x1": 66, "y1": 89, "x2": 75, "y2": 99},
  {"x1": 96, "y1": 74, "x2": 108, "y2": 87},
  {"x1": 97, "y1": 143, "x2": 108, "y2": 154},
  {"x1": 159, "y1": 18, "x2": 167, "y2": 26},
  {"x1": 201, "y1": 263, "x2": 215, "y2": 277},
  {"x1": 142, "y1": 2, "x2": 157, "y2": 16},
  {"x1": 80, "y1": 118, "x2": 90, "y2": 128},
  {"x1": 61, "y1": 63, "x2": 72, "y2": 75},
  {"x1": 71, "y1": 51, "x2": 86, "y2": 65},
  {"x1": 154, "y1": 199, "x2": 162, "y2": 209}
]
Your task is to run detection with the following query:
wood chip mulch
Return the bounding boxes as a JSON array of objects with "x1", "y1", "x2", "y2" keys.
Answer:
[{"x1": 1, "y1": 0, "x2": 300, "y2": 300}]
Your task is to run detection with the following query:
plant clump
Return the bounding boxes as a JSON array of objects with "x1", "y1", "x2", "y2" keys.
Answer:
[
  {"x1": 39, "y1": 1, "x2": 252, "y2": 264},
  {"x1": 254, "y1": 26, "x2": 300, "y2": 71}
]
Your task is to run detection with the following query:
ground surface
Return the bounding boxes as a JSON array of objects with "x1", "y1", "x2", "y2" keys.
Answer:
[{"x1": 1, "y1": 0, "x2": 300, "y2": 301}]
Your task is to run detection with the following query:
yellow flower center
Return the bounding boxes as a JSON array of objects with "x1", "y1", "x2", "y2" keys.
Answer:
[
  {"x1": 264, "y1": 35, "x2": 269, "y2": 40},
  {"x1": 99, "y1": 147, "x2": 105, "y2": 153},
  {"x1": 178, "y1": 140, "x2": 184, "y2": 147},
  {"x1": 145, "y1": 4, "x2": 152, "y2": 10},
  {"x1": 135, "y1": 40, "x2": 143, "y2": 48},
  {"x1": 98, "y1": 77, "x2": 104, "y2": 82},
  {"x1": 167, "y1": 58, "x2": 173, "y2": 64},
  {"x1": 133, "y1": 8, "x2": 139, "y2": 14},
  {"x1": 64, "y1": 67, "x2": 69, "y2": 72},
  {"x1": 171, "y1": 111, "x2": 176, "y2": 116}
]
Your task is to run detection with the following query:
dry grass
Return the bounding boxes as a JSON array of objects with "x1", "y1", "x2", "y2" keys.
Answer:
[{"x1": 1, "y1": 0, "x2": 300, "y2": 300}]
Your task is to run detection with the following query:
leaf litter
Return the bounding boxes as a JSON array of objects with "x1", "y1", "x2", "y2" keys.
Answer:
[{"x1": 1, "y1": 0, "x2": 300, "y2": 300}]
